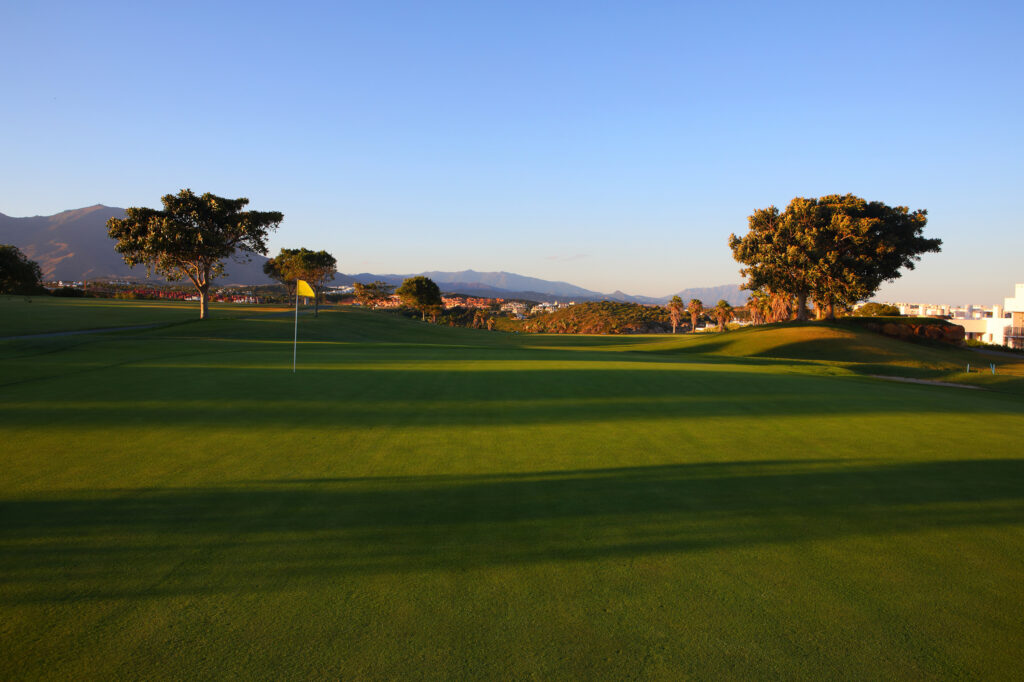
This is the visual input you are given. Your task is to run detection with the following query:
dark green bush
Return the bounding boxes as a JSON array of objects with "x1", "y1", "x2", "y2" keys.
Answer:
[{"x1": 51, "y1": 286, "x2": 86, "y2": 298}]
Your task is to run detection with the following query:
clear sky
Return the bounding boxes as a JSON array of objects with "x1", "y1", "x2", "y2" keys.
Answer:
[{"x1": 2, "y1": 0, "x2": 1021, "y2": 303}]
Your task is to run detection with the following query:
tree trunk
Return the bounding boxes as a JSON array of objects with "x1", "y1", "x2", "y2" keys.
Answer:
[
  {"x1": 672, "y1": 322, "x2": 677, "y2": 334},
  {"x1": 824, "y1": 302, "x2": 835, "y2": 320},
  {"x1": 199, "y1": 284, "x2": 209, "y2": 320},
  {"x1": 795, "y1": 291, "x2": 809, "y2": 321},
  {"x1": 314, "y1": 289, "x2": 320, "y2": 318}
]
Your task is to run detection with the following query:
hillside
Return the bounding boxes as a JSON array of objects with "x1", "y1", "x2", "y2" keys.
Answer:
[
  {"x1": 2, "y1": 206, "x2": 745, "y2": 302},
  {"x1": 0, "y1": 206, "x2": 274, "y2": 285}
]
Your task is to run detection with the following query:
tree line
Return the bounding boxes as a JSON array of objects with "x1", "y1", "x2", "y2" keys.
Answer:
[{"x1": 6, "y1": 188, "x2": 942, "y2": 332}]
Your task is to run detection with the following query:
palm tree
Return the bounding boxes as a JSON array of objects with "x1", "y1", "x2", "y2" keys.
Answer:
[
  {"x1": 713, "y1": 299, "x2": 734, "y2": 331},
  {"x1": 667, "y1": 295, "x2": 685, "y2": 333},
  {"x1": 687, "y1": 299, "x2": 704, "y2": 332},
  {"x1": 747, "y1": 290, "x2": 770, "y2": 325},
  {"x1": 768, "y1": 289, "x2": 793, "y2": 322}
]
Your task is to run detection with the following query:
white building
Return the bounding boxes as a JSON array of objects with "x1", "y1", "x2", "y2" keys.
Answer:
[
  {"x1": 500, "y1": 301, "x2": 530, "y2": 316},
  {"x1": 955, "y1": 283, "x2": 1024, "y2": 348}
]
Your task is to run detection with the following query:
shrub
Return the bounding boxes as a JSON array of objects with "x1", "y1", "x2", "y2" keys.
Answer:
[
  {"x1": 853, "y1": 302, "x2": 901, "y2": 317},
  {"x1": 51, "y1": 286, "x2": 86, "y2": 298}
]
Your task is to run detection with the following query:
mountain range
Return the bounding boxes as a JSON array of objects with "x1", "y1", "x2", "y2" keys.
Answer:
[{"x1": 0, "y1": 205, "x2": 745, "y2": 305}]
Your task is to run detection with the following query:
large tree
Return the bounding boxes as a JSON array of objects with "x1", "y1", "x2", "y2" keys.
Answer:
[
  {"x1": 0, "y1": 245, "x2": 44, "y2": 295},
  {"x1": 263, "y1": 254, "x2": 296, "y2": 299},
  {"x1": 729, "y1": 195, "x2": 940, "y2": 320},
  {"x1": 107, "y1": 190, "x2": 283, "y2": 319},
  {"x1": 667, "y1": 295, "x2": 685, "y2": 334},
  {"x1": 728, "y1": 203, "x2": 815, "y2": 320},
  {"x1": 396, "y1": 276, "x2": 442, "y2": 321},
  {"x1": 264, "y1": 248, "x2": 337, "y2": 317}
]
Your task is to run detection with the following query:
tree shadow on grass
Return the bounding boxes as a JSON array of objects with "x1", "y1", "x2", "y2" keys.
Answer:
[
  {"x1": 3, "y1": 362, "x2": 1022, "y2": 431},
  {"x1": 2, "y1": 458, "x2": 1022, "y2": 604}
]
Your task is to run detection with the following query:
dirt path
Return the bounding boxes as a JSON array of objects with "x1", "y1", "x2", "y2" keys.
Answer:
[{"x1": 867, "y1": 374, "x2": 983, "y2": 390}]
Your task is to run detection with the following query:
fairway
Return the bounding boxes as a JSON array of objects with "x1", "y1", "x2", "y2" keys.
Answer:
[{"x1": 2, "y1": 301, "x2": 1023, "y2": 679}]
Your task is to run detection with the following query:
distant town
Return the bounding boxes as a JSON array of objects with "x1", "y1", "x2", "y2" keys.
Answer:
[
  {"x1": 872, "y1": 282, "x2": 1024, "y2": 349},
  {"x1": 40, "y1": 277, "x2": 1024, "y2": 350}
]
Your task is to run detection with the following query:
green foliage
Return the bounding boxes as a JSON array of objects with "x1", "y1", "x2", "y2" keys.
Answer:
[
  {"x1": 712, "y1": 299, "x2": 734, "y2": 331},
  {"x1": 524, "y1": 301, "x2": 669, "y2": 334},
  {"x1": 353, "y1": 280, "x2": 396, "y2": 306},
  {"x1": 107, "y1": 189, "x2": 283, "y2": 319},
  {"x1": 263, "y1": 248, "x2": 336, "y2": 316},
  {"x1": 396, "y1": 276, "x2": 442, "y2": 320},
  {"x1": 853, "y1": 302, "x2": 901, "y2": 317},
  {"x1": 729, "y1": 195, "x2": 940, "y2": 320},
  {"x1": 965, "y1": 339, "x2": 1024, "y2": 355},
  {"x1": 51, "y1": 287, "x2": 86, "y2": 298},
  {"x1": 0, "y1": 244, "x2": 44, "y2": 295}
]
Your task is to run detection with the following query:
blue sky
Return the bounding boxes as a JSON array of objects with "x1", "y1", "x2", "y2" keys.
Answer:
[{"x1": 2, "y1": 0, "x2": 1021, "y2": 303}]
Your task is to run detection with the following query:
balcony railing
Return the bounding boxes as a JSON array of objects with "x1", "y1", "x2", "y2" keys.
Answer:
[{"x1": 1005, "y1": 327, "x2": 1024, "y2": 338}]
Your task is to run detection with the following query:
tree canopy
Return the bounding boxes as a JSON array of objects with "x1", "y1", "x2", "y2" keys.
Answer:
[
  {"x1": 729, "y1": 195, "x2": 940, "y2": 320},
  {"x1": 0, "y1": 245, "x2": 44, "y2": 295},
  {"x1": 353, "y1": 280, "x2": 396, "y2": 307},
  {"x1": 263, "y1": 248, "x2": 337, "y2": 316},
  {"x1": 396, "y1": 276, "x2": 442, "y2": 320},
  {"x1": 853, "y1": 302, "x2": 901, "y2": 317},
  {"x1": 522, "y1": 301, "x2": 670, "y2": 334},
  {"x1": 107, "y1": 190, "x2": 283, "y2": 319}
]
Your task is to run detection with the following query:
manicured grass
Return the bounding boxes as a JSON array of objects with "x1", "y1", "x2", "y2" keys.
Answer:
[
  {"x1": 0, "y1": 295, "x2": 290, "y2": 337},
  {"x1": 2, "y1": 303, "x2": 1023, "y2": 678}
]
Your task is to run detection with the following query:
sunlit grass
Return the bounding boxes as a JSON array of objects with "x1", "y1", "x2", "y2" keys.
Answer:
[{"x1": 1, "y1": 301, "x2": 1023, "y2": 678}]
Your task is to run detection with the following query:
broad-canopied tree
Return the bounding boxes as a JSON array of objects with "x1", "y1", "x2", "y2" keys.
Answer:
[
  {"x1": 263, "y1": 255, "x2": 295, "y2": 299},
  {"x1": 729, "y1": 195, "x2": 940, "y2": 321},
  {"x1": 728, "y1": 203, "x2": 816, "y2": 320},
  {"x1": 264, "y1": 248, "x2": 337, "y2": 316},
  {"x1": 107, "y1": 190, "x2": 283, "y2": 319},
  {"x1": 396, "y1": 276, "x2": 442, "y2": 321},
  {"x1": 0, "y1": 245, "x2": 44, "y2": 295}
]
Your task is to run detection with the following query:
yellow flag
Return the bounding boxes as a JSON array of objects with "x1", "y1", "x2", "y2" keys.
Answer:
[{"x1": 296, "y1": 279, "x2": 316, "y2": 298}]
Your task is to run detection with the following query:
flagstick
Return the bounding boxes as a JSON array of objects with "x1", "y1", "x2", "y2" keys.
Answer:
[{"x1": 293, "y1": 287, "x2": 299, "y2": 373}]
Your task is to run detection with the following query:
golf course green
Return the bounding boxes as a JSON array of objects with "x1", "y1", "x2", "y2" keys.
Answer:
[{"x1": 2, "y1": 297, "x2": 1023, "y2": 679}]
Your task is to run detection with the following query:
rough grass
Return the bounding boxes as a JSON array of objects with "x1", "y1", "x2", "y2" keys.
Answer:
[{"x1": 2, "y1": 300, "x2": 1023, "y2": 679}]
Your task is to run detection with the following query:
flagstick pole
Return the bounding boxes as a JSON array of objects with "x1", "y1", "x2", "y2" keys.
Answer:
[{"x1": 293, "y1": 287, "x2": 299, "y2": 373}]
